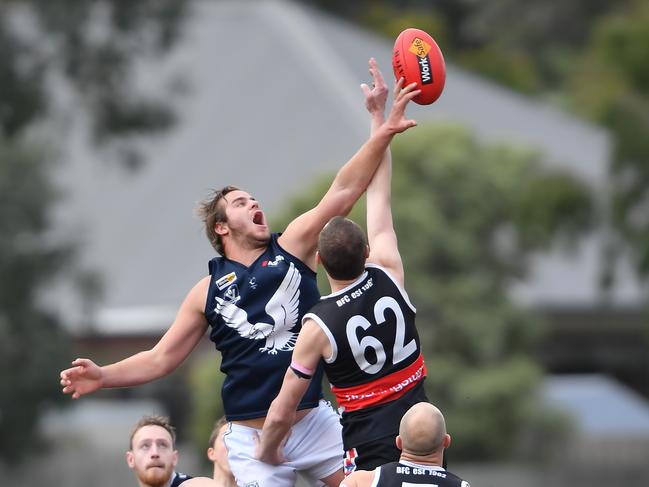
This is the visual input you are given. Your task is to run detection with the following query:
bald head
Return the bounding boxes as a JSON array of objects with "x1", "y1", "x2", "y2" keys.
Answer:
[{"x1": 399, "y1": 402, "x2": 447, "y2": 456}]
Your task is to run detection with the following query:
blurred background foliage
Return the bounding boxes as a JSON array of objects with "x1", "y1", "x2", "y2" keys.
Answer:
[
  {"x1": 0, "y1": 140, "x2": 72, "y2": 463},
  {"x1": 1, "y1": 0, "x2": 648, "y2": 467},
  {"x1": 0, "y1": 0, "x2": 187, "y2": 464},
  {"x1": 188, "y1": 353, "x2": 226, "y2": 459}
]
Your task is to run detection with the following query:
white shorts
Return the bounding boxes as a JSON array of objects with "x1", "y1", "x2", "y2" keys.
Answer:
[{"x1": 223, "y1": 400, "x2": 343, "y2": 486}]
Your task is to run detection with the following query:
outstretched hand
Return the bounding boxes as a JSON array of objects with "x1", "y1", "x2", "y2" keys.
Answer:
[
  {"x1": 360, "y1": 57, "x2": 388, "y2": 119},
  {"x1": 383, "y1": 77, "x2": 420, "y2": 135},
  {"x1": 60, "y1": 358, "x2": 103, "y2": 399}
]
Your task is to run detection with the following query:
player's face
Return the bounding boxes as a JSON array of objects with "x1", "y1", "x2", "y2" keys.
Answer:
[
  {"x1": 127, "y1": 425, "x2": 178, "y2": 487},
  {"x1": 208, "y1": 423, "x2": 233, "y2": 476},
  {"x1": 220, "y1": 190, "x2": 270, "y2": 246}
]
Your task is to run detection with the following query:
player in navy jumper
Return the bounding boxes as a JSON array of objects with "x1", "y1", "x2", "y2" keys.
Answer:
[{"x1": 60, "y1": 62, "x2": 421, "y2": 487}]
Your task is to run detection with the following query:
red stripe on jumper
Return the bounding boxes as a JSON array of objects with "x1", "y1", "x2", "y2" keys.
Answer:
[{"x1": 331, "y1": 354, "x2": 426, "y2": 412}]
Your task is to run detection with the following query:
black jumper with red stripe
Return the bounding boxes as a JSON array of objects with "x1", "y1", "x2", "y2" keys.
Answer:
[{"x1": 303, "y1": 263, "x2": 428, "y2": 471}]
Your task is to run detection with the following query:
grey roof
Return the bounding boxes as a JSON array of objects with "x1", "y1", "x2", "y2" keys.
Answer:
[
  {"x1": 41, "y1": 398, "x2": 164, "y2": 448},
  {"x1": 542, "y1": 374, "x2": 649, "y2": 436},
  {"x1": 47, "y1": 0, "x2": 644, "y2": 333}
]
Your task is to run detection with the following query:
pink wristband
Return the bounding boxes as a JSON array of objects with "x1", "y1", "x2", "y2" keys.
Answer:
[{"x1": 290, "y1": 360, "x2": 315, "y2": 376}]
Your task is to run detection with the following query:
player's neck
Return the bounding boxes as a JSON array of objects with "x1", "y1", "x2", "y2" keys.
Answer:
[
  {"x1": 328, "y1": 275, "x2": 362, "y2": 293},
  {"x1": 213, "y1": 466, "x2": 236, "y2": 487},
  {"x1": 223, "y1": 240, "x2": 267, "y2": 267},
  {"x1": 399, "y1": 451, "x2": 444, "y2": 467}
]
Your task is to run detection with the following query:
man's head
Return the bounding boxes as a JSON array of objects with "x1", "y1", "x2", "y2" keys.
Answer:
[
  {"x1": 397, "y1": 402, "x2": 451, "y2": 458},
  {"x1": 318, "y1": 216, "x2": 368, "y2": 280},
  {"x1": 207, "y1": 416, "x2": 233, "y2": 480},
  {"x1": 197, "y1": 186, "x2": 270, "y2": 256},
  {"x1": 127, "y1": 415, "x2": 178, "y2": 487}
]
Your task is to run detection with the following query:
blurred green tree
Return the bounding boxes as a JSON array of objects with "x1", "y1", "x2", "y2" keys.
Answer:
[
  {"x1": 0, "y1": 0, "x2": 188, "y2": 464},
  {"x1": 0, "y1": 140, "x2": 73, "y2": 463},
  {"x1": 0, "y1": 0, "x2": 186, "y2": 168},
  {"x1": 269, "y1": 123, "x2": 589, "y2": 460},
  {"x1": 567, "y1": 1, "x2": 649, "y2": 282},
  {"x1": 188, "y1": 353, "x2": 226, "y2": 461}
]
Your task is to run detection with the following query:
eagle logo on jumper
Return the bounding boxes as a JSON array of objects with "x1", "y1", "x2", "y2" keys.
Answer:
[{"x1": 214, "y1": 262, "x2": 301, "y2": 354}]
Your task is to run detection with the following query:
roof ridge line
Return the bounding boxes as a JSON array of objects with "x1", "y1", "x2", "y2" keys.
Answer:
[{"x1": 258, "y1": 0, "x2": 368, "y2": 133}]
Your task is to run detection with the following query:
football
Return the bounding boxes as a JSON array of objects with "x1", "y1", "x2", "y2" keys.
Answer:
[{"x1": 392, "y1": 28, "x2": 446, "y2": 105}]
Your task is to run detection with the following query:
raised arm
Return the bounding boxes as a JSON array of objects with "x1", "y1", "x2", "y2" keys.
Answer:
[
  {"x1": 59, "y1": 277, "x2": 210, "y2": 398},
  {"x1": 279, "y1": 60, "x2": 419, "y2": 270},
  {"x1": 255, "y1": 320, "x2": 329, "y2": 464},
  {"x1": 365, "y1": 84, "x2": 405, "y2": 288},
  {"x1": 363, "y1": 63, "x2": 404, "y2": 286}
]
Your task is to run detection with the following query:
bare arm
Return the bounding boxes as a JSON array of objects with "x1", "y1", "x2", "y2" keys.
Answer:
[
  {"x1": 256, "y1": 320, "x2": 329, "y2": 464},
  {"x1": 60, "y1": 277, "x2": 210, "y2": 398},
  {"x1": 364, "y1": 63, "x2": 404, "y2": 286},
  {"x1": 279, "y1": 65, "x2": 419, "y2": 270}
]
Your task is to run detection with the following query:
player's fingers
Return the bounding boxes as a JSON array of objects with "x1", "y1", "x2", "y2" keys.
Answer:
[
  {"x1": 405, "y1": 119, "x2": 418, "y2": 128},
  {"x1": 403, "y1": 89, "x2": 422, "y2": 102},
  {"x1": 368, "y1": 57, "x2": 378, "y2": 77},
  {"x1": 372, "y1": 66, "x2": 386, "y2": 90},
  {"x1": 400, "y1": 82, "x2": 419, "y2": 95},
  {"x1": 396, "y1": 87, "x2": 420, "y2": 104},
  {"x1": 393, "y1": 77, "x2": 405, "y2": 97},
  {"x1": 394, "y1": 119, "x2": 418, "y2": 134},
  {"x1": 360, "y1": 83, "x2": 371, "y2": 98}
]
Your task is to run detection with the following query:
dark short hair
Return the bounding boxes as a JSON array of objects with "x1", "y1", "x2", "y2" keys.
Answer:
[
  {"x1": 318, "y1": 216, "x2": 367, "y2": 280},
  {"x1": 208, "y1": 416, "x2": 228, "y2": 448},
  {"x1": 129, "y1": 415, "x2": 176, "y2": 450},
  {"x1": 196, "y1": 186, "x2": 239, "y2": 255}
]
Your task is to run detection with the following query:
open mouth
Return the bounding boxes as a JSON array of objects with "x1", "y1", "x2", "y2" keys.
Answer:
[{"x1": 252, "y1": 210, "x2": 266, "y2": 226}]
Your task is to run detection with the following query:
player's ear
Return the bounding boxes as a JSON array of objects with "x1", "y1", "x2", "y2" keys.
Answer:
[
  {"x1": 316, "y1": 250, "x2": 322, "y2": 265},
  {"x1": 395, "y1": 435, "x2": 403, "y2": 451},
  {"x1": 364, "y1": 245, "x2": 370, "y2": 259},
  {"x1": 126, "y1": 451, "x2": 135, "y2": 468},
  {"x1": 215, "y1": 222, "x2": 229, "y2": 236},
  {"x1": 443, "y1": 433, "x2": 451, "y2": 449},
  {"x1": 207, "y1": 447, "x2": 217, "y2": 462}
]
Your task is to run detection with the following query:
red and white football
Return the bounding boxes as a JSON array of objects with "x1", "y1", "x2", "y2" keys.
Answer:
[{"x1": 392, "y1": 28, "x2": 446, "y2": 105}]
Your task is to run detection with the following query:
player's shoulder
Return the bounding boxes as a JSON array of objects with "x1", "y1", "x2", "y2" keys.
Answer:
[
  {"x1": 193, "y1": 275, "x2": 212, "y2": 295},
  {"x1": 445, "y1": 470, "x2": 470, "y2": 487},
  {"x1": 342, "y1": 468, "x2": 376, "y2": 486},
  {"x1": 365, "y1": 262, "x2": 395, "y2": 280}
]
